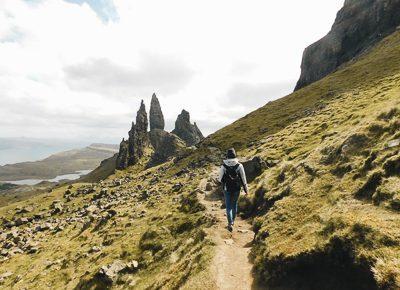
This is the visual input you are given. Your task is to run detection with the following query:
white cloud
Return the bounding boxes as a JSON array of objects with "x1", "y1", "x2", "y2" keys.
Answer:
[
  {"x1": 63, "y1": 54, "x2": 194, "y2": 98},
  {"x1": 225, "y1": 81, "x2": 295, "y2": 108},
  {"x1": 0, "y1": 0, "x2": 345, "y2": 143}
]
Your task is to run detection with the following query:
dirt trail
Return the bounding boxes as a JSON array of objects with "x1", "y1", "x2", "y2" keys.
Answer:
[{"x1": 199, "y1": 167, "x2": 260, "y2": 290}]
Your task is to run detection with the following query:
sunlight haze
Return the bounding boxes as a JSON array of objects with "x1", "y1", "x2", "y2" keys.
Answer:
[{"x1": 0, "y1": 0, "x2": 345, "y2": 144}]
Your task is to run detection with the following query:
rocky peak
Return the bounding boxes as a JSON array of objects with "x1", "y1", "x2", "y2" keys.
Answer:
[
  {"x1": 116, "y1": 101, "x2": 149, "y2": 170},
  {"x1": 115, "y1": 138, "x2": 129, "y2": 170},
  {"x1": 149, "y1": 93, "x2": 165, "y2": 131},
  {"x1": 295, "y1": 0, "x2": 400, "y2": 90},
  {"x1": 172, "y1": 110, "x2": 204, "y2": 146},
  {"x1": 136, "y1": 100, "x2": 148, "y2": 133}
]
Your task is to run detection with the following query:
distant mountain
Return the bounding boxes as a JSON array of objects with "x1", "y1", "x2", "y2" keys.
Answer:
[
  {"x1": 0, "y1": 143, "x2": 118, "y2": 181},
  {"x1": 0, "y1": 137, "x2": 88, "y2": 165}
]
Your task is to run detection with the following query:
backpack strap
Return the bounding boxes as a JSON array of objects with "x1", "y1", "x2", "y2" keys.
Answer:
[{"x1": 236, "y1": 163, "x2": 245, "y2": 188}]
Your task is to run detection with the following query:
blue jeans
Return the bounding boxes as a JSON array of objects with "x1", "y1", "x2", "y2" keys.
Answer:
[{"x1": 224, "y1": 190, "x2": 240, "y2": 225}]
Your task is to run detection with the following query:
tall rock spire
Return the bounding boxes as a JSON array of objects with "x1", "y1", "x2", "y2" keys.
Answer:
[
  {"x1": 136, "y1": 100, "x2": 148, "y2": 133},
  {"x1": 116, "y1": 100, "x2": 149, "y2": 169},
  {"x1": 149, "y1": 93, "x2": 165, "y2": 130}
]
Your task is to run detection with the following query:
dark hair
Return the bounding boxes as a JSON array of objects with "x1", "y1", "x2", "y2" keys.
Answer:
[{"x1": 226, "y1": 148, "x2": 236, "y2": 159}]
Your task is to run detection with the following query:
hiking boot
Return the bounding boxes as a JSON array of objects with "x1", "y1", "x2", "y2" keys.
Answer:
[{"x1": 227, "y1": 224, "x2": 233, "y2": 232}]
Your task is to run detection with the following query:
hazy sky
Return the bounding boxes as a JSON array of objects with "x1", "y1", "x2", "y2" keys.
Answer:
[{"x1": 0, "y1": 0, "x2": 345, "y2": 144}]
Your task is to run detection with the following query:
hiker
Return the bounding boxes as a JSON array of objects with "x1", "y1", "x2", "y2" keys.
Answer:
[{"x1": 218, "y1": 148, "x2": 248, "y2": 232}]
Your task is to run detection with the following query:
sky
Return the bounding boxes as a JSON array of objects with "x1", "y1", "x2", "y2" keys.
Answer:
[{"x1": 0, "y1": 0, "x2": 345, "y2": 147}]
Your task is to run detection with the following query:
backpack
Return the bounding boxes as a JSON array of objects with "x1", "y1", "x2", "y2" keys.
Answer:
[{"x1": 222, "y1": 164, "x2": 242, "y2": 192}]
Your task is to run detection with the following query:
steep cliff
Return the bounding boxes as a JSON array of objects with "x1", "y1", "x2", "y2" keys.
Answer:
[{"x1": 295, "y1": 0, "x2": 400, "y2": 90}]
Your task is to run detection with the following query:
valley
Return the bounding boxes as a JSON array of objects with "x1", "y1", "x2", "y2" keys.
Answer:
[{"x1": 0, "y1": 144, "x2": 118, "y2": 182}]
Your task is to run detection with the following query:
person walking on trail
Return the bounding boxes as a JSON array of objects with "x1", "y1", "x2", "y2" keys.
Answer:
[{"x1": 218, "y1": 148, "x2": 248, "y2": 232}]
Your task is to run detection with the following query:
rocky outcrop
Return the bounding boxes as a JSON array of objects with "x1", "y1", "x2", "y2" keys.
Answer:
[
  {"x1": 148, "y1": 129, "x2": 186, "y2": 166},
  {"x1": 116, "y1": 101, "x2": 148, "y2": 170},
  {"x1": 116, "y1": 98, "x2": 203, "y2": 169},
  {"x1": 295, "y1": 0, "x2": 400, "y2": 90},
  {"x1": 242, "y1": 156, "x2": 267, "y2": 183},
  {"x1": 149, "y1": 93, "x2": 165, "y2": 130},
  {"x1": 172, "y1": 110, "x2": 204, "y2": 146},
  {"x1": 116, "y1": 139, "x2": 129, "y2": 170}
]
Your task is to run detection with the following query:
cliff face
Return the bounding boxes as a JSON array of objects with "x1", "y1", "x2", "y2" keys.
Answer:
[{"x1": 295, "y1": 0, "x2": 400, "y2": 91}]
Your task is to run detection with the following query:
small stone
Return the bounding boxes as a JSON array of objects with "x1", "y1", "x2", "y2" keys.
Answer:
[
  {"x1": 86, "y1": 205, "x2": 98, "y2": 214},
  {"x1": 98, "y1": 260, "x2": 125, "y2": 283},
  {"x1": 387, "y1": 139, "x2": 400, "y2": 148},
  {"x1": 0, "y1": 271, "x2": 13, "y2": 280},
  {"x1": 172, "y1": 183, "x2": 183, "y2": 192},
  {"x1": 15, "y1": 217, "x2": 29, "y2": 226},
  {"x1": 125, "y1": 260, "x2": 139, "y2": 271},
  {"x1": 89, "y1": 246, "x2": 101, "y2": 253},
  {"x1": 27, "y1": 247, "x2": 39, "y2": 254},
  {"x1": 10, "y1": 247, "x2": 23, "y2": 255},
  {"x1": 15, "y1": 206, "x2": 33, "y2": 214},
  {"x1": 224, "y1": 239, "x2": 234, "y2": 245}
]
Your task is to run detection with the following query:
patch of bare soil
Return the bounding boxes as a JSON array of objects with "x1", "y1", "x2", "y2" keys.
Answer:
[{"x1": 199, "y1": 168, "x2": 262, "y2": 290}]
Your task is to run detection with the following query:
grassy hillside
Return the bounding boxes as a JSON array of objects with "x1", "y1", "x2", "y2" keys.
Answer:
[
  {"x1": 210, "y1": 31, "x2": 400, "y2": 289},
  {"x1": 1, "y1": 29, "x2": 400, "y2": 290},
  {"x1": 0, "y1": 153, "x2": 214, "y2": 289}
]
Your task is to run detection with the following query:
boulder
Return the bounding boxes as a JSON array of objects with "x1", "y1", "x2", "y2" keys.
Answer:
[
  {"x1": 98, "y1": 260, "x2": 125, "y2": 283},
  {"x1": 15, "y1": 206, "x2": 33, "y2": 214},
  {"x1": 242, "y1": 156, "x2": 267, "y2": 183},
  {"x1": 149, "y1": 93, "x2": 165, "y2": 130},
  {"x1": 50, "y1": 202, "x2": 63, "y2": 215},
  {"x1": 96, "y1": 259, "x2": 138, "y2": 284},
  {"x1": 295, "y1": 0, "x2": 400, "y2": 90},
  {"x1": 172, "y1": 110, "x2": 204, "y2": 146}
]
